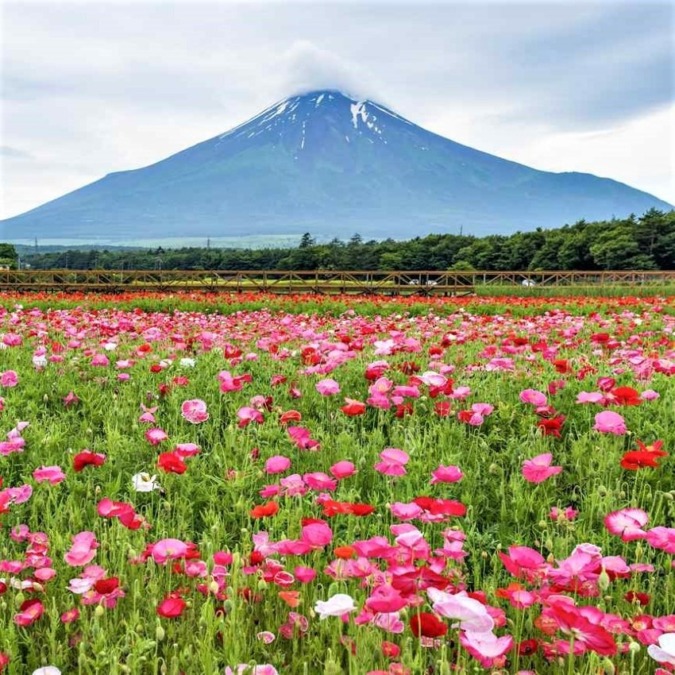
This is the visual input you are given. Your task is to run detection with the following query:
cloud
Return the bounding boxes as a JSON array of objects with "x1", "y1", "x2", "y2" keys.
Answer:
[
  {"x1": 274, "y1": 40, "x2": 381, "y2": 101},
  {"x1": 0, "y1": 146, "x2": 32, "y2": 160}
]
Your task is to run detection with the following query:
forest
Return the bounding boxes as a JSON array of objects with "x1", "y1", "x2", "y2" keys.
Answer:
[{"x1": 12, "y1": 208, "x2": 675, "y2": 271}]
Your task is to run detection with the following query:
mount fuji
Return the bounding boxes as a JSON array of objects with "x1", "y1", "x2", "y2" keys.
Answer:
[{"x1": 1, "y1": 90, "x2": 671, "y2": 242}]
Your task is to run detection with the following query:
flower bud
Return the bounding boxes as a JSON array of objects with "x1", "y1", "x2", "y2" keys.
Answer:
[
  {"x1": 598, "y1": 568, "x2": 610, "y2": 592},
  {"x1": 94, "y1": 604, "x2": 105, "y2": 617},
  {"x1": 156, "y1": 624, "x2": 165, "y2": 641}
]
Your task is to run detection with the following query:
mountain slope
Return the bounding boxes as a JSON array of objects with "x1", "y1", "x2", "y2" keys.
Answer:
[{"x1": 2, "y1": 90, "x2": 671, "y2": 241}]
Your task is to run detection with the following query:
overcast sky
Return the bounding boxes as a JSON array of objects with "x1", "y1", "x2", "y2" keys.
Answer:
[{"x1": 1, "y1": 0, "x2": 673, "y2": 221}]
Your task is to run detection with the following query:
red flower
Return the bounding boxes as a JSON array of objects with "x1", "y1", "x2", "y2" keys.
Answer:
[
  {"x1": 434, "y1": 402, "x2": 451, "y2": 416},
  {"x1": 73, "y1": 451, "x2": 106, "y2": 472},
  {"x1": 250, "y1": 501, "x2": 279, "y2": 518},
  {"x1": 625, "y1": 591, "x2": 650, "y2": 606},
  {"x1": 341, "y1": 399, "x2": 366, "y2": 416},
  {"x1": 537, "y1": 415, "x2": 565, "y2": 437},
  {"x1": 409, "y1": 612, "x2": 448, "y2": 638},
  {"x1": 609, "y1": 386, "x2": 641, "y2": 406},
  {"x1": 620, "y1": 440, "x2": 667, "y2": 470},
  {"x1": 552, "y1": 359, "x2": 571, "y2": 374},
  {"x1": 94, "y1": 577, "x2": 120, "y2": 595},
  {"x1": 395, "y1": 403, "x2": 414, "y2": 418},
  {"x1": 279, "y1": 409, "x2": 302, "y2": 425},
  {"x1": 157, "y1": 596, "x2": 187, "y2": 618},
  {"x1": 381, "y1": 641, "x2": 401, "y2": 658},
  {"x1": 518, "y1": 639, "x2": 539, "y2": 656},
  {"x1": 157, "y1": 452, "x2": 188, "y2": 474}
]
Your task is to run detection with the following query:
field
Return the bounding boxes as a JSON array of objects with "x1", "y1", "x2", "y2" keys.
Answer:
[{"x1": 0, "y1": 292, "x2": 673, "y2": 674}]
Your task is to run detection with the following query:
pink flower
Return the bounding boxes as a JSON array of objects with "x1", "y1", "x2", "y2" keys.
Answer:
[
  {"x1": 145, "y1": 428, "x2": 168, "y2": 445},
  {"x1": 64, "y1": 531, "x2": 98, "y2": 566},
  {"x1": 287, "y1": 426, "x2": 319, "y2": 450},
  {"x1": 641, "y1": 389, "x2": 660, "y2": 401},
  {"x1": 303, "y1": 472, "x2": 337, "y2": 492},
  {"x1": 294, "y1": 566, "x2": 317, "y2": 583},
  {"x1": 577, "y1": 391, "x2": 605, "y2": 404},
  {"x1": 316, "y1": 378, "x2": 340, "y2": 396},
  {"x1": 91, "y1": 354, "x2": 110, "y2": 367},
  {"x1": 301, "y1": 521, "x2": 333, "y2": 548},
  {"x1": 645, "y1": 527, "x2": 675, "y2": 554},
  {"x1": 180, "y1": 399, "x2": 209, "y2": 424},
  {"x1": 593, "y1": 411, "x2": 627, "y2": 435},
  {"x1": 365, "y1": 584, "x2": 408, "y2": 613},
  {"x1": 225, "y1": 665, "x2": 279, "y2": 675},
  {"x1": 237, "y1": 406, "x2": 264, "y2": 428},
  {"x1": 550, "y1": 506, "x2": 578, "y2": 521},
  {"x1": 522, "y1": 453, "x2": 563, "y2": 483},
  {"x1": 519, "y1": 389, "x2": 547, "y2": 406},
  {"x1": 0, "y1": 370, "x2": 19, "y2": 388},
  {"x1": 330, "y1": 460, "x2": 356, "y2": 480},
  {"x1": 428, "y1": 588, "x2": 494, "y2": 632},
  {"x1": 151, "y1": 539, "x2": 189, "y2": 564},
  {"x1": 32, "y1": 466, "x2": 66, "y2": 485},
  {"x1": 460, "y1": 630, "x2": 514, "y2": 667},
  {"x1": 430, "y1": 465, "x2": 463, "y2": 484},
  {"x1": 604, "y1": 508, "x2": 649, "y2": 541},
  {"x1": 374, "y1": 448, "x2": 409, "y2": 476},
  {"x1": 265, "y1": 455, "x2": 291, "y2": 474}
]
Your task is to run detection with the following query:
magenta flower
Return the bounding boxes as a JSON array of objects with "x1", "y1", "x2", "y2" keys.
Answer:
[
  {"x1": 593, "y1": 411, "x2": 627, "y2": 435},
  {"x1": 237, "y1": 406, "x2": 264, "y2": 428},
  {"x1": 0, "y1": 370, "x2": 18, "y2": 388},
  {"x1": 180, "y1": 399, "x2": 209, "y2": 424},
  {"x1": 303, "y1": 472, "x2": 337, "y2": 492},
  {"x1": 64, "y1": 532, "x2": 98, "y2": 566},
  {"x1": 316, "y1": 378, "x2": 340, "y2": 396},
  {"x1": 522, "y1": 453, "x2": 563, "y2": 483},
  {"x1": 374, "y1": 448, "x2": 409, "y2": 476},
  {"x1": 264, "y1": 455, "x2": 291, "y2": 474},
  {"x1": 330, "y1": 460, "x2": 356, "y2": 480},
  {"x1": 430, "y1": 465, "x2": 463, "y2": 484},
  {"x1": 145, "y1": 428, "x2": 168, "y2": 445},
  {"x1": 519, "y1": 389, "x2": 547, "y2": 406},
  {"x1": 301, "y1": 521, "x2": 333, "y2": 548},
  {"x1": 33, "y1": 466, "x2": 66, "y2": 485},
  {"x1": 604, "y1": 508, "x2": 649, "y2": 541}
]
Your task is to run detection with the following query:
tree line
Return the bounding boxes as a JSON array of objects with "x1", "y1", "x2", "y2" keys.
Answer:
[{"x1": 13, "y1": 208, "x2": 675, "y2": 271}]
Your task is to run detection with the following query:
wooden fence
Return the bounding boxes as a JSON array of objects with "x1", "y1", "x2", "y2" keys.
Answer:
[{"x1": 0, "y1": 269, "x2": 673, "y2": 295}]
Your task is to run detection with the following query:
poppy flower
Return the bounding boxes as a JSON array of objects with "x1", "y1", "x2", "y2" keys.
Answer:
[
  {"x1": 409, "y1": 612, "x2": 448, "y2": 638},
  {"x1": 157, "y1": 596, "x2": 187, "y2": 618},
  {"x1": 341, "y1": 398, "x2": 366, "y2": 416},
  {"x1": 73, "y1": 451, "x2": 106, "y2": 472},
  {"x1": 157, "y1": 452, "x2": 187, "y2": 474},
  {"x1": 250, "y1": 501, "x2": 279, "y2": 518}
]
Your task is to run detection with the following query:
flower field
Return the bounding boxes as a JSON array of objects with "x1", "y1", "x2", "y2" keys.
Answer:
[{"x1": 0, "y1": 293, "x2": 674, "y2": 674}]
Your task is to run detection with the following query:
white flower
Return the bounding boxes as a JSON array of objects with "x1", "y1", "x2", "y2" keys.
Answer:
[
  {"x1": 180, "y1": 358, "x2": 196, "y2": 368},
  {"x1": 648, "y1": 633, "x2": 675, "y2": 666},
  {"x1": 32, "y1": 666, "x2": 62, "y2": 674},
  {"x1": 132, "y1": 472, "x2": 160, "y2": 493},
  {"x1": 68, "y1": 577, "x2": 95, "y2": 594},
  {"x1": 32, "y1": 355, "x2": 48, "y2": 368},
  {"x1": 314, "y1": 593, "x2": 357, "y2": 620},
  {"x1": 103, "y1": 342, "x2": 117, "y2": 351}
]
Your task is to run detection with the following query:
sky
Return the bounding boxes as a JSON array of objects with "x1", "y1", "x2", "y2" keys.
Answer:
[{"x1": 0, "y1": 0, "x2": 673, "y2": 221}]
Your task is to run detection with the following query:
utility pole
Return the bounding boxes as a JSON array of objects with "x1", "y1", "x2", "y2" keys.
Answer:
[
  {"x1": 207, "y1": 238, "x2": 211, "y2": 250},
  {"x1": 34, "y1": 237, "x2": 38, "y2": 254}
]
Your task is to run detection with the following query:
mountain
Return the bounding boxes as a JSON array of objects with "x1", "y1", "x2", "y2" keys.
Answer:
[{"x1": 1, "y1": 90, "x2": 671, "y2": 242}]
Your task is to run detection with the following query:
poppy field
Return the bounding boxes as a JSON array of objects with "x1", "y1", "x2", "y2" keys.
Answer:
[{"x1": 0, "y1": 293, "x2": 674, "y2": 675}]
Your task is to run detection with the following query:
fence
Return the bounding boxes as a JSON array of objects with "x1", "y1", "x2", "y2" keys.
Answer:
[{"x1": 0, "y1": 269, "x2": 673, "y2": 295}]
